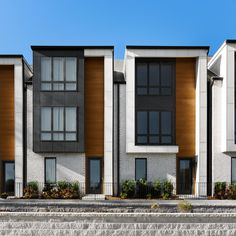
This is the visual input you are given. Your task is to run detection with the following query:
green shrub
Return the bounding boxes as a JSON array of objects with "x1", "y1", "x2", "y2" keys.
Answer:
[
  {"x1": 162, "y1": 180, "x2": 173, "y2": 199},
  {"x1": 214, "y1": 182, "x2": 226, "y2": 199},
  {"x1": 57, "y1": 181, "x2": 71, "y2": 190},
  {"x1": 225, "y1": 184, "x2": 236, "y2": 199},
  {"x1": 1, "y1": 192, "x2": 8, "y2": 199},
  {"x1": 146, "y1": 193, "x2": 152, "y2": 199},
  {"x1": 177, "y1": 200, "x2": 193, "y2": 212},
  {"x1": 153, "y1": 180, "x2": 161, "y2": 198},
  {"x1": 120, "y1": 192, "x2": 127, "y2": 199},
  {"x1": 121, "y1": 180, "x2": 136, "y2": 198},
  {"x1": 136, "y1": 179, "x2": 148, "y2": 198},
  {"x1": 23, "y1": 181, "x2": 39, "y2": 199}
]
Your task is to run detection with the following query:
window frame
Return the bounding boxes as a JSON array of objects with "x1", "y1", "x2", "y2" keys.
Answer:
[
  {"x1": 40, "y1": 57, "x2": 78, "y2": 92},
  {"x1": 135, "y1": 158, "x2": 147, "y2": 181},
  {"x1": 40, "y1": 106, "x2": 78, "y2": 142},
  {"x1": 44, "y1": 157, "x2": 57, "y2": 185},
  {"x1": 135, "y1": 110, "x2": 174, "y2": 145},
  {"x1": 231, "y1": 157, "x2": 236, "y2": 184}
]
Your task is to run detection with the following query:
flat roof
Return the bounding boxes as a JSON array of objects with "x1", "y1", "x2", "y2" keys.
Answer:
[
  {"x1": 226, "y1": 40, "x2": 236, "y2": 44},
  {"x1": 31, "y1": 46, "x2": 114, "y2": 50}
]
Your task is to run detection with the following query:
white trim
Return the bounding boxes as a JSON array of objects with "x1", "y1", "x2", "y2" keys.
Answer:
[{"x1": 84, "y1": 49, "x2": 113, "y2": 57}]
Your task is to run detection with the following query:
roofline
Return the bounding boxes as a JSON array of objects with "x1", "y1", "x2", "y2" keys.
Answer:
[
  {"x1": 126, "y1": 45, "x2": 210, "y2": 53},
  {"x1": 226, "y1": 40, "x2": 236, "y2": 44},
  {"x1": 31, "y1": 46, "x2": 114, "y2": 50}
]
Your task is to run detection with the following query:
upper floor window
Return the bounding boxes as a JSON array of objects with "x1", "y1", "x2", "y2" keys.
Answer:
[
  {"x1": 136, "y1": 61, "x2": 173, "y2": 96},
  {"x1": 41, "y1": 57, "x2": 77, "y2": 91},
  {"x1": 41, "y1": 107, "x2": 77, "y2": 141},
  {"x1": 136, "y1": 110, "x2": 173, "y2": 145}
]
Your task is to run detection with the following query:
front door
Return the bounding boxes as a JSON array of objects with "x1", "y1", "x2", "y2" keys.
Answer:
[
  {"x1": 178, "y1": 159, "x2": 193, "y2": 194},
  {"x1": 87, "y1": 158, "x2": 102, "y2": 194},
  {"x1": 3, "y1": 161, "x2": 15, "y2": 194}
]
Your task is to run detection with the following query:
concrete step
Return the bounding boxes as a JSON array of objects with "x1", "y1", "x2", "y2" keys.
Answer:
[{"x1": 82, "y1": 194, "x2": 105, "y2": 200}]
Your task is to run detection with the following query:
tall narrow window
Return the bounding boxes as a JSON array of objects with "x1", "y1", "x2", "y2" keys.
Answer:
[
  {"x1": 41, "y1": 107, "x2": 77, "y2": 141},
  {"x1": 232, "y1": 157, "x2": 236, "y2": 183},
  {"x1": 135, "y1": 158, "x2": 147, "y2": 180},
  {"x1": 45, "y1": 158, "x2": 56, "y2": 184}
]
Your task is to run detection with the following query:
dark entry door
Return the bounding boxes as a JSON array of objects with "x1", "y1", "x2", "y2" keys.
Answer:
[
  {"x1": 87, "y1": 158, "x2": 102, "y2": 194},
  {"x1": 178, "y1": 159, "x2": 193, "y2": 194},
  {"x1": 3, "y1": 161, "x2": 15, "y2": 194}
]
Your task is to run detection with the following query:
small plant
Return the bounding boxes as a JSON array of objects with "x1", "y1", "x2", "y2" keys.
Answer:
[
  {"x1": 151, "y1": 203, "x2": 160, "y2": 209},
  {"x1": 177, "y1": 200, "x2": 193, "y2": 213},
  {"x1": 214, "y1": 182, "x2": 226, "y2": 199},
  {"x1": 23, "y1": 181, "x2": 39, "y2": 199},
  {"x1": 225, "y1": 184, "x2": 236, "y2": 199},
  {"x1": 153, "y1": 180, "x2": 161, "y2": 198},
  {"x1": 146, "y1": 193, "x2": 152, "y2": 199},
  {"x1": 162, "y1": 180, "x2": 174, "y2": 199},
  {"x1": 136, "y1": 179, "x2": 148, "y2": 198},
  {"x1": 57, "y1": 181, "x2": 71, "y2": 190},
  {"x1": 120, "y1": 192, "x2": 127, "y2": 199},
  {"x1": 121, "y1": 180, "x2": 136, "y2": 198},
  {"x1": 1, "y1": 192, "x2": 8, "y2": 199}
]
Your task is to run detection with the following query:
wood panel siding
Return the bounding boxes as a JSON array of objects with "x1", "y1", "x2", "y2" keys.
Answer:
[
  {"x1": 84, "y1": 58, "x2": 104, "y2": 157},
  {"x1": 176, "y1": 58, "x2": 196, "y2": 158},
  {"x1": 0, "y1": 65, "x2": 15, "y2": 161}
]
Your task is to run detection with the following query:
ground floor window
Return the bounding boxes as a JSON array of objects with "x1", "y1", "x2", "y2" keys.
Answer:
[
  {"x1": 232, "y1": 157, "x2": 236, "y2": 183},
  {"x1": 3, "y1": 161, "x2": 15, "y2": 194},
  {"x1": 177, "y1": 158, "x2": 193, "y2": 194},
  {"x1": 45, "y1": 157, "x2": 56, "y2": 184},
  {"x1": 135, "y1": 158, "x2": 147, "y2": 180}
]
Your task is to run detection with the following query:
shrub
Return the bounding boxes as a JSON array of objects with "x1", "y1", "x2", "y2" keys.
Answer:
[
  {"x1": 162, "y1": 180, "x2": 174, "y2": 199},
  {"x1": 214, "y1": 182, "x2": 226, "y2": 199},
  {"x1": 1, "y1": 192, "x2": 8, "y2": 199},
  {"x1": 153, "y1": 180, "x2": 161, "y2": 198},
  {"x1": 136, "y1": 179, "x2": 148, "y2": 198},
  {"x1": 23, "y1": 181, "x2": 39, "y2": 199},
  {"x1": 151, "y1": 203, "x2": 160, "y2": 209},
  {"x1": 225, "y1": 184, "x2": 236, "y2": 199},
  {"x1": 120, "y1": 192, "x2": 127, "y2": 199},
  {"x1": 177, "y1": 200, "x2": 193, "y2": 212},
  {"x1": 121, "y1": 180, "x2": 136, "y2": 198},
  {"x1": 57, "y1": 181, "x2": 71, "y2": 190},
  {"x1": 146, "y1": 193, "x2": 152, "y2": 199}
]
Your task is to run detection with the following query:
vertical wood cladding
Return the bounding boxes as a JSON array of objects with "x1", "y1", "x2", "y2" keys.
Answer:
[
  {"x1": 176, "y1": 58, "x2": 196, "y2": 158},
  {"x1": 0, "y1": 65, "x2": 15, "y2": 161},
  {"x1": 85, "y1": 58, "x2": 104, "y2": 157}
]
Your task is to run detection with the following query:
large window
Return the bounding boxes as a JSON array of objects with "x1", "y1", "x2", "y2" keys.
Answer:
[
  {"x1": 232, "y1": 158, "x2": 236, "y2": 183},
  {"x1": 41, "y1": 57, "x2": 77, "y2": 91},
  {"x1": 136, "y1": 111, "x2": 173, "y2": 145},
  {"x1": 41, "y1": 107, "x2": 77, "y2": 141},
  {"x1": 45, "y1": 157, "x2": 56, "y2": 184},
  {"x1": 135, "y1": 158, "x2": 147, "y2": 180},
  {"x1": 136, "y1": 61, "x2": 173, "y2": 96}
]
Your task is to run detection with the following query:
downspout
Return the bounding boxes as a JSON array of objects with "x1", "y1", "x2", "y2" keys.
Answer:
[{"x1": 117, "y1": 84, "x2": 120, "y2": 195}]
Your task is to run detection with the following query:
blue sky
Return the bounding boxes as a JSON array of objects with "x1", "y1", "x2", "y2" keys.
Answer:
[{"x1": 0, "y1": 0, "x2": 236, "y2": 63}]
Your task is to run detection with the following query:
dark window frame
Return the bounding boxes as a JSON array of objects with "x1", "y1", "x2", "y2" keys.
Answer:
[
  {"x1": 135, "y1": 110, "x2": 174, "y2": 145},
  {"x1": 40, "y1": 106, "x2": 78, "y2": 142},
  {"x1": 231, "y1": 157, "x2": 236, "y2": 184},
  {"x1": 44, "y1": 157, "x2": 57, "y2": 184},
  {"x1": 135, "y1": 158, "x2": 147, "y2": 181},
  {"x1": 40, "y1": 57, "x2": 78, "y2": 92},
  {"x1": 2, "y1": 161, "x2": 15, "y2": 193}
]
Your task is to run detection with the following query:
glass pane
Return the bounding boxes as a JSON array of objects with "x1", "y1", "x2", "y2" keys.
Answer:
[
  {"x1": 53, "y1": 107, "x2": 64, "y2": 131},
  {"x1": 53, "y1": 58, "x2": 64, "y2": 81},
  {"x1": 41, "y1": 108, "x2": 51, "y2": 131},
  {"x1": 149, "y1": 111, "x2": 159, "y2": 134},
  {"x1": 4, "y1": 163, "x2": 15, "y2": 193},
  {"x1": 137, "y1": 87, "x2": 147, "y2": 95},
  {"x1": 232, "y1": 158, "x2": 236, "y2": 183},
  {"x1": 161, "y1": 136, "x2": 172, "y2": 144},
  {"x1": 65, "y1": 58, "x2": 76, "y2": 81},
  {"x1": 161, "y1": 87, "x2": 171, "y2": 95},
  {"x1": 161, "y1": 63, "x2": 172, "y2": 87},
  {"x1": 149, "y1": 87, "x2": 159, "y2": 95},
  {"x1": 135, "y1": 159, "x2": 146, "y2": 180},
  {"x1": 149, "y1": 136, "x2": 159, "y2": 144},
  {"x1": 41, "y1": 57, "x2": 51, "y2": 82},
  {"x1": 65, "y1": 133, "x2": 76, "y2": 141},
  {"x1": 65, "y1": 107, "x2": 76, "y2": 131},
  {"x1": 149, "y1": 63, "x2": 160, "y2": 86},
  {"x1": 137, "y1": 136, "x2": 147, "y2": 144},
  {"x1": 41, "y1": 133, "x2": 52, "y2": 141},
  {"x1": 41, "y1": 83, "x2": 52, "y2": 91},
  {"x1": 161, "y1": 112, "x2": 171, "y2": 135},
  {"x1": 53, "y1": 133, "x2": 64, "y2": 141},
  {"x1": 90, "y1": 159, "x2": 101, "y2": 190},
  {"x1": 179, "y1": 159, "x2": 192, "y2": 194},
  {"x1": 53, "y1": 83, "x2": 64, "y2": 91},
  {"x1": 45, "y1": 158, "x2": 56, "y2": 184},
  {"x1": 137, "y1": 112, "x2": 147, "y2": 134},
  {"x1": 65, "y1": 83, "x2": 76, "y2": 91},
  {"x1": 136, "y1": 63, "x2": 147, "y2": 86}
]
